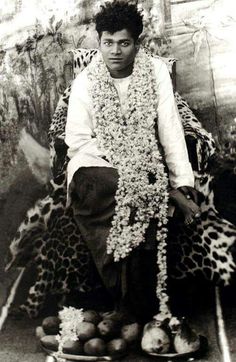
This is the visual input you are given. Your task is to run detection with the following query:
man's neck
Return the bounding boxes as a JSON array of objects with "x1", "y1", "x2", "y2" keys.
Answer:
[{"x1": 108, "y1": 62, "x2": 134, "y2": 79}]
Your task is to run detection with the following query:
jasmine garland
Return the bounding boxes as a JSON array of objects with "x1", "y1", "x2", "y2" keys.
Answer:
[
  {"x1": 54, "y1": 306, "x2": 84, "y2": 361},
  {"x1": 87, "y1": 48, "x2": 171, "y2": 316}
]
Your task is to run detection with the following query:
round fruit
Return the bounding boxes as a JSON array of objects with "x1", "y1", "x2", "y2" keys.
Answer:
[
  {"x1": 76, "y1": 321, "x2": 97, "y2": 341},
  {"x1": 62, "y1": 339, "x2": 84, "y2": 355},
  {"x1": 84, "y1": 338, "x2": 106, "y2": 356},
  {"x1": 141, "y1": 322, "x2": 170, "y2": 354},
  {"x1": 107, "y1": 338, "x2": 127, "y2": 356},
  {"x1": 42, "y1": 316, "x2": 60, "y2": 335},
  {"x1": 97, "y1": 319, "x2": 120, "y2": 340},
  {"x1": 83, "y1": 310, "x2": 102, "y2": 325},
  {"x1": 121, "y1": 323, "x2": 141, "y2": 344},
  {"x1": 40, "y1": 335, "x2": 59, "y2": 351},
  {"x1": 35, "y1": 326, "x2": 46, "y2": 340}
]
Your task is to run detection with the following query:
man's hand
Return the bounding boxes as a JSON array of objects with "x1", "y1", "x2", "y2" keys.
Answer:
[
  {"x1": 170, "y1": 187, "x2": 201, "y2": 224},
  {"x1": 177, "y1": 186, "x2": 202, "y2": 220},
  {"x1": 177, "y1": 186, "x2": 199, "y2": 205}
]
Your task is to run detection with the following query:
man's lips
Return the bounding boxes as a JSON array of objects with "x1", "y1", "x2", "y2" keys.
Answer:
[{"x1": 109, "y1": 58, "x2": 123, "y2": 61}]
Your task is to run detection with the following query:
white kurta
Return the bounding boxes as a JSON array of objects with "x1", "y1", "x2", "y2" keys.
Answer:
[{"x1": 65, "y1": 55, "x2": 194, "y2": 199}]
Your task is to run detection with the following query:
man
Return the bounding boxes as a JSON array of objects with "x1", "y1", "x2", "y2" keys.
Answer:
[{"x1": 65, "y1": 1, "x2": 198, "y2": 320}]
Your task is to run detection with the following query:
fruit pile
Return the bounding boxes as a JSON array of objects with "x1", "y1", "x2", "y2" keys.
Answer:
[{"x1": 36, "y1": 310, "x2": 142, "y2": 357}]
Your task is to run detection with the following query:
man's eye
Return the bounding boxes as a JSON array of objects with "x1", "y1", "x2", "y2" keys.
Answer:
[
  {"x1": 104, "y1": 41, "x2": 112, "y2": 46},
  {"x1": 121, "y1": 42, "x2": 130, "y2": 47}
]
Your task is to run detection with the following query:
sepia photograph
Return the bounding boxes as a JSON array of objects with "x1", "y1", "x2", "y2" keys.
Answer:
[{"x1": 0, "y1": 1, "x2": 235, "y2": 361}]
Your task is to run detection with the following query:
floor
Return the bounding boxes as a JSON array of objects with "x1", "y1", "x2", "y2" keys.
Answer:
[{"x1": 0, "y1": 272, "x2": 234, "y2": 362}]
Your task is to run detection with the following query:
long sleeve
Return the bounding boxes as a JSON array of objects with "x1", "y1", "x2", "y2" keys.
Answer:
[
  {"x1": 65, "y1": 69, "x2": 113, "y2": 190},
  {"x1": 153, "y1": 59, "x2": 194, "y2": 189}
]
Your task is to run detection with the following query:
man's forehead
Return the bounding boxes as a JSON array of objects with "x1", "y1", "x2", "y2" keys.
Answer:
[{"x1": 101, "y1": 29, "x2": 133, "y2": 40}]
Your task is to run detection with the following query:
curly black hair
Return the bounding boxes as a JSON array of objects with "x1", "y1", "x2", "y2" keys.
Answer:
[{"x1": 94, "y1": 1, "x2": 143, "y2": 42}]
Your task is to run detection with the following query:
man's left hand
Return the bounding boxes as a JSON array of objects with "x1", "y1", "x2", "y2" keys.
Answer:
[{"x1": 177, "y1": 186, "x2": 199, "y2": 205}]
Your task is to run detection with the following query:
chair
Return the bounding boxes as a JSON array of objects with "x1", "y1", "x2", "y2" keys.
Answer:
[{"x1": 6, "y1": 48, "x2": 236, "y2": 318}]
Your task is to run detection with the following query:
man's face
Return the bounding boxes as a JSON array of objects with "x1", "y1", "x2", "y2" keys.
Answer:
[{"x1": 99, "y1": 29, "x2": 137, "y2": 77}]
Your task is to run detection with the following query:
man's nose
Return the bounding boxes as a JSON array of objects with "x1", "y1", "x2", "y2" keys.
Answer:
[{"x1": 111, "y1": 44, "x2": 121, "y2": 54}]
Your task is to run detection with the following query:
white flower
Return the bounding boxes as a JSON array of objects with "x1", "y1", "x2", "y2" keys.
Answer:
[{"x1": 54, "y1": 307, "x2": 84, "y2": 360}]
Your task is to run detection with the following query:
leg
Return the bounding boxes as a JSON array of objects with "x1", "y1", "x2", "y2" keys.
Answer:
[
  {"x1": 72, "y1": 167, "x2": 121, "y2": 300},
  {"x1": 124, "y1": 248, "x2": 159, "y2": 323}
]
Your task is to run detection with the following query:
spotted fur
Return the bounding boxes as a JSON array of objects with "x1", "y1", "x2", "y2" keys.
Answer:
[
  {"x1": 6, "y1": 176, "x2": 94, "y2": 317},
  {"x1": 169, "y1": 171, "x2": 236, "y2": 285}
]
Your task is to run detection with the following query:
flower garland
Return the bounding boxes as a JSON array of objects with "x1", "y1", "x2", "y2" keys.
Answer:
[
  {"x1": 54, "y1": 306, "x2": 84, "y2": 361},
  {"x1": 87, "y1": 48, "x2": 170, "y2": 316}
]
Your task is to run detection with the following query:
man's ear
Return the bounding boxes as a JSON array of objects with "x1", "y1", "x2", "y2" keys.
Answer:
[
  {"x1": 97, "y1": 34, "x2": 101, "y2": 47},
  {"x1": 135, "y1": 39, "x2": 141, "y2": 53}
]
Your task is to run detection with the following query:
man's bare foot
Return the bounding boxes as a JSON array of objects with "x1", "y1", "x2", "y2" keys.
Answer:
[{"x1": 169, "y1": 189, "x2": 201, "y2": 225}]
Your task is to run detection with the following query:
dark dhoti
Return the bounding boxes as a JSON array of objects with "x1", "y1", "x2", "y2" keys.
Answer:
[{"x1": 73, "y1": 166, "x2": 159, "y2": 320}]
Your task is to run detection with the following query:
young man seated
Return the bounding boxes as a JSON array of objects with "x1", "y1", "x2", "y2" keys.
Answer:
[{"x1": 65, "y1": 1, "x2": 200, "y2": 320}]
